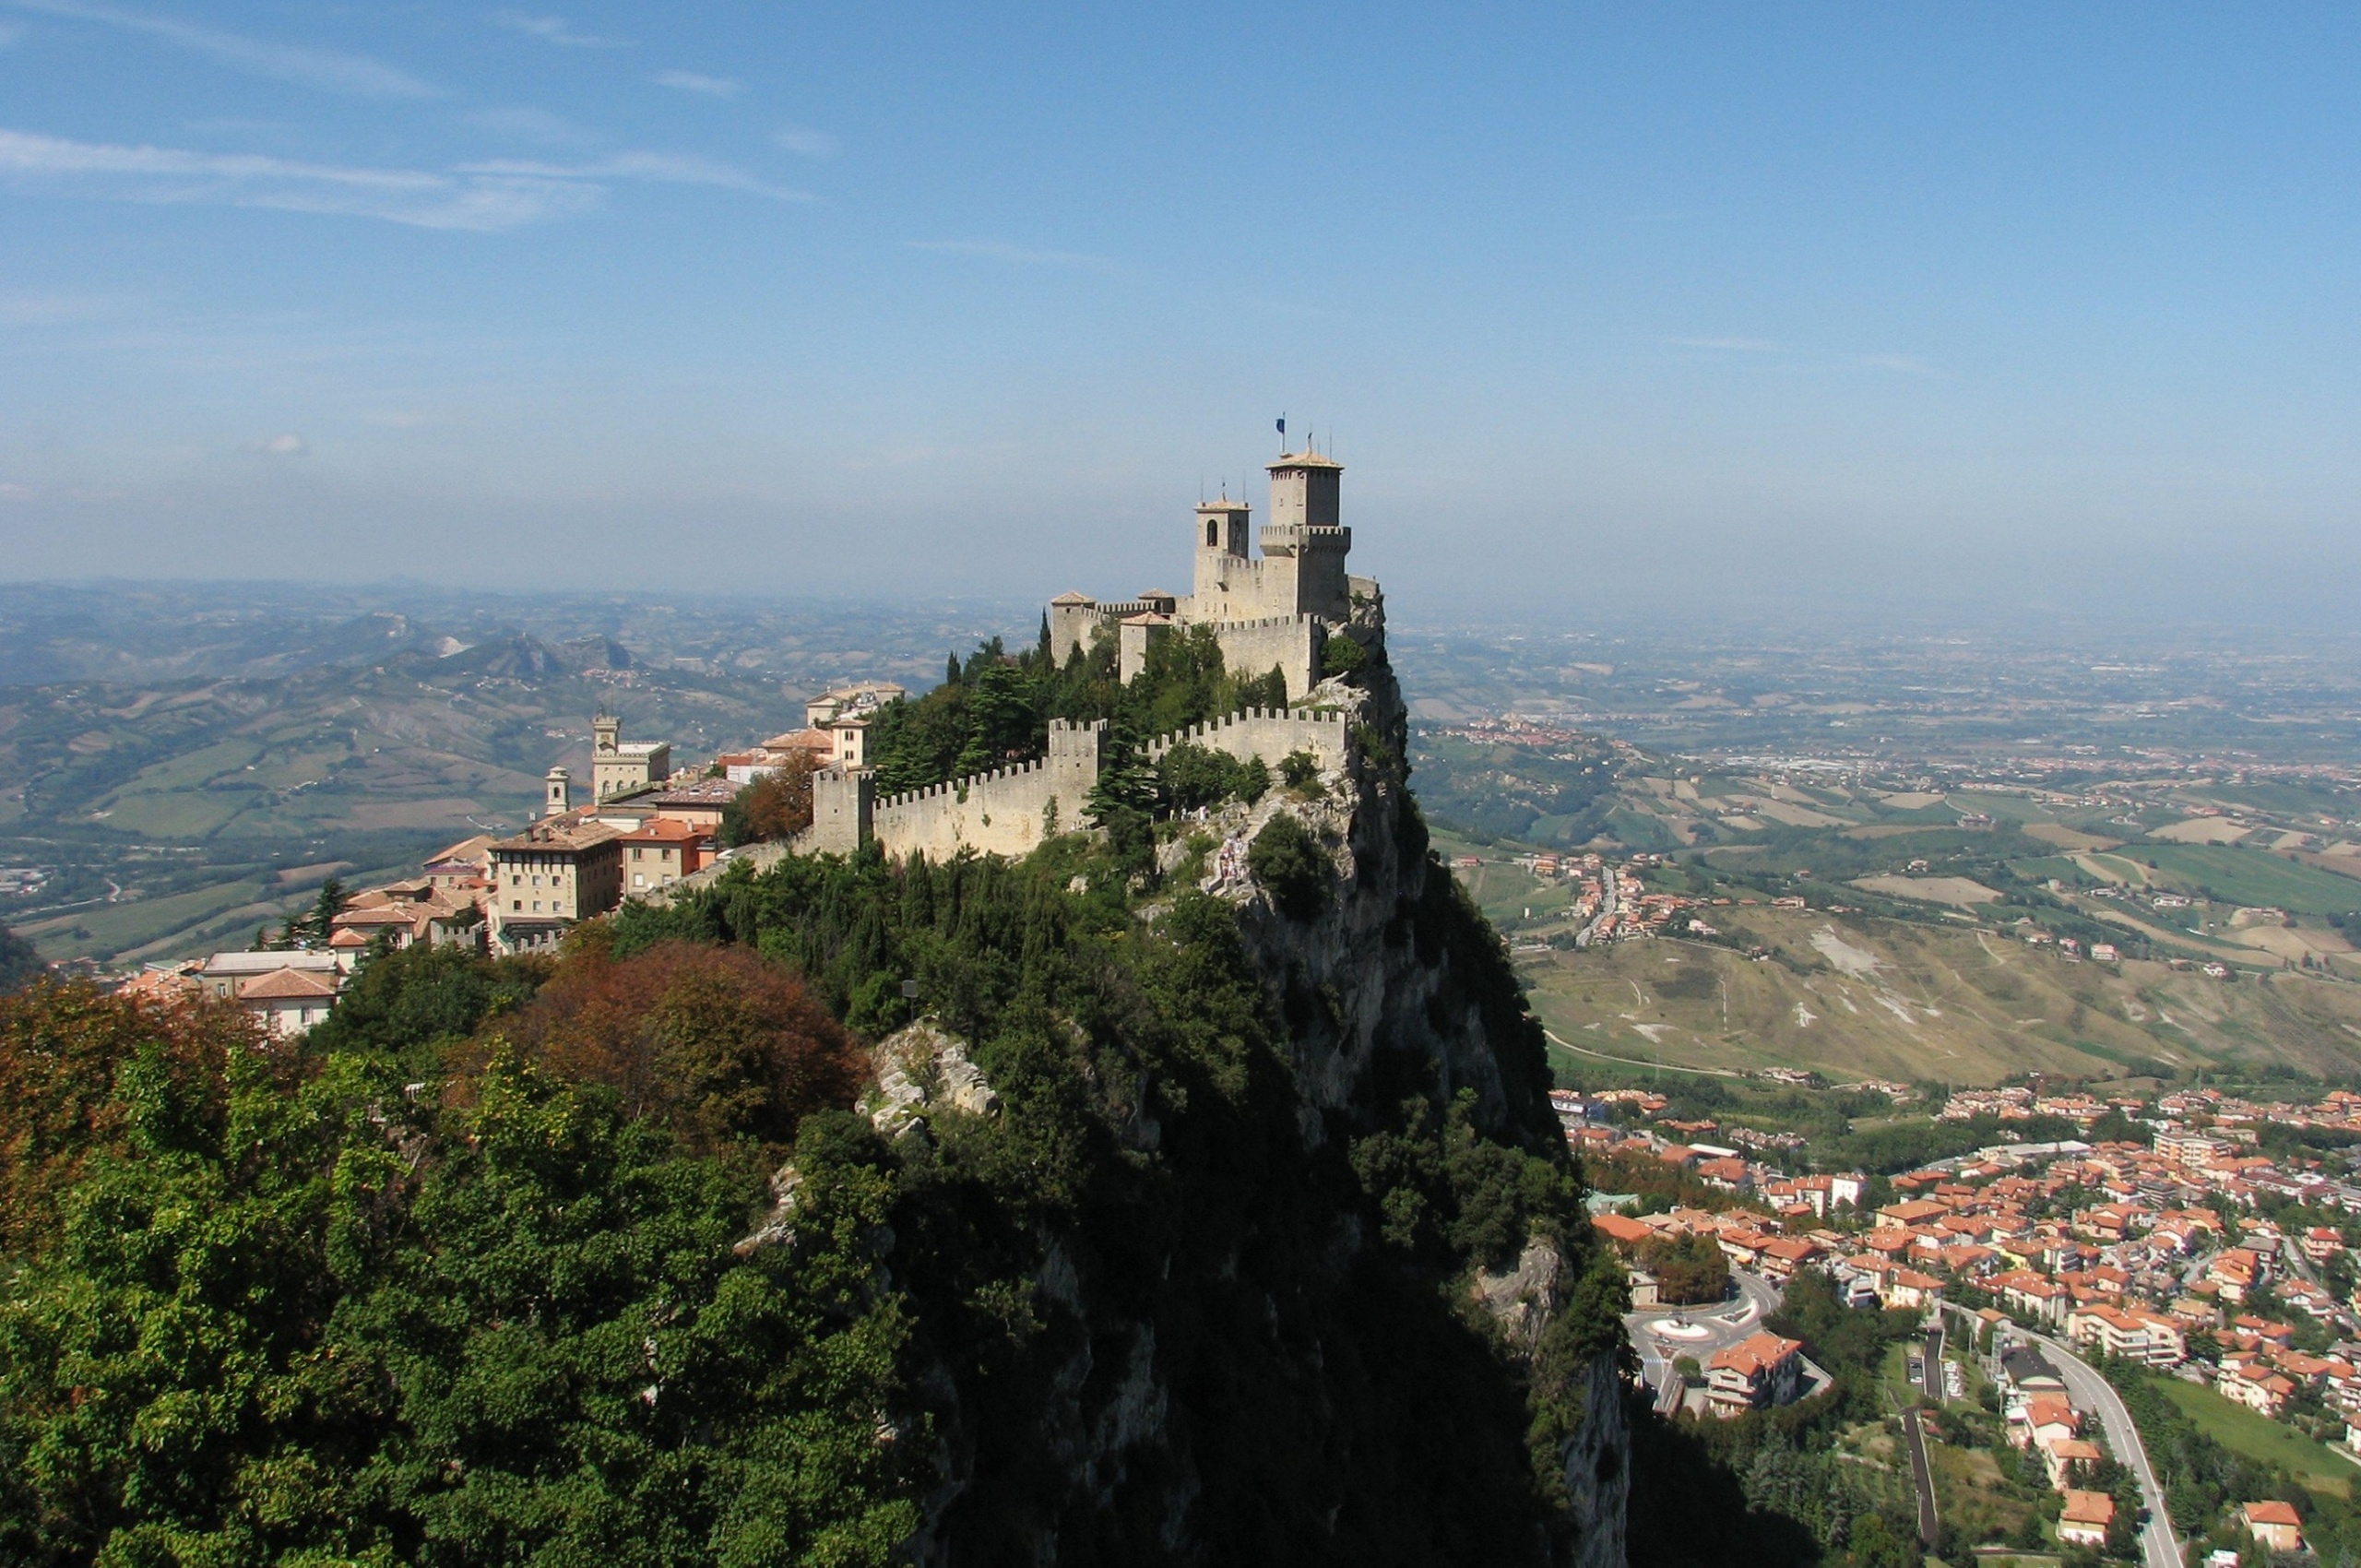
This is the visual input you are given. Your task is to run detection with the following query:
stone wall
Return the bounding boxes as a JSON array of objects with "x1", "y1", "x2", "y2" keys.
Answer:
[
  {"x1": 1204, "y1": 615, "x2": 1324, "y2": 701},
  {"x1": 1143, "y1": 703, "x2": 1348, "y2": 777},
  {"x1": 871, "y1": 719, "x2": 1102, "y2": 861}
]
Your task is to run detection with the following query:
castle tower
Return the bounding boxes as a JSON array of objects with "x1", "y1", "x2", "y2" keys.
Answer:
[
  {"x1": 1266, "y1": 449, "x2": 1342, "y2": 534},
  {"x1": 544, "y1": 766, "x2": 571, "y2": 815},
  {"x1": 592, "y1": 714, "x2": 620, "y2": 757},
  {"x1": 1192, "y1": 497, "x2": 1252, "y2": 616},
  {"x1": 1259, "y1": 450, "x2": 1351, "y2": 621}
]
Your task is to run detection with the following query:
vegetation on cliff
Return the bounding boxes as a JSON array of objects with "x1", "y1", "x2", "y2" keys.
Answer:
[{"x1": 0, "y1": 639, "x2": 1625, "y2": 1565}]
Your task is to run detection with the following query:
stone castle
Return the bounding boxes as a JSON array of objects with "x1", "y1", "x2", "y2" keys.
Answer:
[
  {"x1": 784, "y1": 446, "x2": 1383, "y2": 864},
  {"x1": 1047, "y1": 448, "x2": 1381, "y2": 696}
]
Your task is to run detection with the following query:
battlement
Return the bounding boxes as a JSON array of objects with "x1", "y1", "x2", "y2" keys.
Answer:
[
  {"x1": 1258, "y1": 523, "x2": 1351, "y2": 560},
  {"x1": 1144, "y1": 705, "x2": 1353, "y2": 774}
]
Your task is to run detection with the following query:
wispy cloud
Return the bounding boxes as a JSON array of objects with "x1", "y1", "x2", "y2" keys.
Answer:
[
  {"x1": 773, "y1": 126, "x2": 838, "y2": 158},
  {"x1": 656, "y1": 69, "x2": 742, "y2": 98},
  {"x1": 11, "y1": 0, "x2": 436, "y2": 97},
  {"x1": 242, "y1": 432, "x2": 308, "y2": 456},
  {"x1": 459, "y1": 151, "x2": 807, "y2": 201},
  {"x1": 908, "y1": 238, "x2": 1108, "y2": 268},
  {"x1": 0, "y1": 129, "x2": 805, "y2": 227},
  {"x1": 0, "y1": 128, "x2": 597, "y2": 230},
  {"x1": 0, "y1": 287, "x2": 130, "y2": 325},
  {"x1": 492, "y1": 10, "x2": 626, "y2": 48},
  {"x1": 465, "y1": 106, "x2": 594, "y2": 146},
  {"x1": 1666, "y1": 335, "x2": 1783, "y2": 352},
  {"x1": 1857, "y1": 352, "x2": 1941, "y2": 376}
]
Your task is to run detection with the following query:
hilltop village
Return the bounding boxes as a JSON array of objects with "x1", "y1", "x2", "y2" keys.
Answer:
[{"x1": 118, "y1": 448, "x2": 1390, "y2": 1019}]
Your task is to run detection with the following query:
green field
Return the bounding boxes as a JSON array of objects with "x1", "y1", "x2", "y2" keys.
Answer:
[
  {"x1": 2153, "y1": 1376, "x2": 2352, "y2": 1498},
  {"x1": 2132, "y1": 845, "x2": 2361, "y2": 916}
]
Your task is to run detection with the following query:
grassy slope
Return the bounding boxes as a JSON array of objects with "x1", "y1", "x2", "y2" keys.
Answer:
[
  {"x1": 2153, "y1": 1377, "x2": 2353, "y2": 1501},
  {"x1": 1516, "y1": 910, "x2": 2361, "y2": 1085}
]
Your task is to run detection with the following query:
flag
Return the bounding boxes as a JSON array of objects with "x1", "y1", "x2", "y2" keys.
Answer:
[{"x1": 1275, "y1": 416, "x2": 1286, "y2": 438}]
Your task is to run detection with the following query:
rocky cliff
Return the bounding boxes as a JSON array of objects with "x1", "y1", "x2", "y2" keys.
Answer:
[{"x1": 867, "y1": 656, "x2": 1632, "y2": 1567}]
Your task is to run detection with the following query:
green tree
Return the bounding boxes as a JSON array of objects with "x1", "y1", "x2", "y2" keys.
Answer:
[
  {"x1": 0, "y1": 926, "x2": 41, "y2": 992},
  {"x1": 1247, "y1": 814, "x2": 1330, "y2": 921},
  {"x1": 307, "y1": 875, "x2": 348, "y2": 947}
]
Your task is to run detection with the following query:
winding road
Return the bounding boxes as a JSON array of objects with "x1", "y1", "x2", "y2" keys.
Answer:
[{"x1": 2024, "y1": 1331, "x2": 2181, "y2": 1568}]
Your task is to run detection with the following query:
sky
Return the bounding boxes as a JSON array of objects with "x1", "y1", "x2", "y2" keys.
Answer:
[{"x1": 0, "y1": 3, "x2": 2356, "y2": 625}]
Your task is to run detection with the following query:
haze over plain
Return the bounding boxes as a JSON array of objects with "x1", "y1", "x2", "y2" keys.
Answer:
[{"x1": 0, "y1": 3, "x2": 2355, "y2": 622}]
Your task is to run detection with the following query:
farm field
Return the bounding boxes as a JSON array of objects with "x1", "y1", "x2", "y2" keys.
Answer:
[{"x1": 1515, "y1": 910, "x2": 2361, "y2": 1085}]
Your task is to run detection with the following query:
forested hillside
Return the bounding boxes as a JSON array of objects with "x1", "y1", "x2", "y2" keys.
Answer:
[{"x1": 0, "y1": 636, "x2": 1633, "y2": 1567}]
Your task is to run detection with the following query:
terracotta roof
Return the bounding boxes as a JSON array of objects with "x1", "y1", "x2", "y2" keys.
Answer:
[
  {"x1": 623, "y1": 819, "x2": 710, "y2": 843},
  {"x1": 327, "y1": 928, "x2": 370, "y2": 949},
  {"x1": 2244, "y1": 1501, "x2": 2302, "y2": 1526},
  {"x1": 1708, "y1": 1331, "x2": 1800, "y2": 1376},
  {"x1": 1049, "y1": 591, "x2": 1096, "y2": 606},
  {"x1": 332, "y1": 907, "x2": 414, "y2": 927},
  {"x1": 2060, "y1": 1491, "x2": 2115, "y2": 1526},
  {"x1": 761, "y1": 728, "x2": 836, "y2": 754},
  {"x1": 1593, "y1": 1214, "x2": 1652, "y2": 1247},
  {"x1": 237, "y1": 968, "x2": 341, "y2": 1001}
]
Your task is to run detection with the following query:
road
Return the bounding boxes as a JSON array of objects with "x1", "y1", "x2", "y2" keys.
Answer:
[
  {"x1": 2025, "y1": 1331, "x2": 2181, "y2": 1568},
  {"x1": 1900, "y1": 1406, "x2": 1938, "y2": 1547},
  {"x1": 1625, "y1": 1269, "x2": 1782, "y2": 1416},
  {"x1": 1921, "y1": 1325, "x2": 1945, "y2": 1402}
]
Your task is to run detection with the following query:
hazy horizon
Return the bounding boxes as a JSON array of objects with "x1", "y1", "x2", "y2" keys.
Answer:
[{"x1": 3, "y1": 4, "x2": 2357, "y2": 616}]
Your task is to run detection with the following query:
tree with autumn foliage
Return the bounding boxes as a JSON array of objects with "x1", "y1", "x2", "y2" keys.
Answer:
[
  {"x1": 719, "y1": 754, "x2": 817, "y2": 847},
  {"x1": 0, "y1": 980, "x2": 291, "y2": 1259},
  {"x1": 486, "y1": 933, "x2": 864, "y2": 1156}
]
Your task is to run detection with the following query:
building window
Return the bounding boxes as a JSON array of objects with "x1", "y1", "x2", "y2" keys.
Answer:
[
  {"x1": 1205, "y1": 519, "x2": 1217, "y2": 545},
  {"x1": 512, "y1": 900, "x2": 521, "y2": 911}
]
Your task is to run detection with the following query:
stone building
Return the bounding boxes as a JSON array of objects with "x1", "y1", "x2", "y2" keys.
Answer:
[
  {"x1": 590, "y1": 714, "x2": 671, "y2": 803},
  {"x1": 485, "y1": 818, "x2": 623, "y2": 953},
  {"x1": 1047, "y1": 448, "x2": 1382, "y2": 697}
]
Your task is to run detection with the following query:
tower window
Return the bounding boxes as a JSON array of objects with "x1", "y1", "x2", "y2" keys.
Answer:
[{"x1": 1206, "y1": 519, "x2": 1218, "y2": 546}]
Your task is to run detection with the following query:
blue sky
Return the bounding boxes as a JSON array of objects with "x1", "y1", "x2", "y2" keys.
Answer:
[{"x1": 0, "y1": 3, "x2": 2355, "y2": 622}]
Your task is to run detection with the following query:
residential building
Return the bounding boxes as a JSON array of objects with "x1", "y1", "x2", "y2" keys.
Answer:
[
  {"x1": 2066, "y1": 1303, "x2": 2188, "y2": 1367},
  {"x1": 2240, "y1": 1501, "x2": 2304, "y2": 1554},
  {"x1": 1705, "y1": 1331, "x2": 1805, "y2": 1417},
  {"x1": 2221, "y1": 1364, "x2": 2296, "y2": 1418},
  {"x1": 197, "y1": 949, "x2": 346, "y2": 999},
  {"x1": 616, "y1": 818, "x2": 714, "y2": 896},
  {"x1": 234, "y1": 966, "x2": 342, "y2": 1037},
  {"x1": 2058, "y1": 1491, "x2": 2116, "y2": 1548},
  {"x1": 486, "y1": 819, "x2": 623, "y2": 954}
]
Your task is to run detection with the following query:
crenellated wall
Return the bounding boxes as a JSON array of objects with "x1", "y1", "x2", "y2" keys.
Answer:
[
  {"x1": 1143, "y1": 705, "x2": 1349, "y2": 773},
  {"x1": 870, "y1": 719, "x2": 1103, "y2": 861}
]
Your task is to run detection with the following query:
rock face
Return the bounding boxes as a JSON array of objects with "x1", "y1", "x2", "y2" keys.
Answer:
[
  {"x1": 865, "y1": 1018, "x2": 1003, "y2": 1137},
  {"x1": 907, "y1": 658, "x2": 1630, "y2": 1567}
]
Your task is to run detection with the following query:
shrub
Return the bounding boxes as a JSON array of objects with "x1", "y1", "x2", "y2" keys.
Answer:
[
  {"x1": 1280, "y1": 749, "x2": 1321, "y2": 790},
  {"x1": 1321, "y1": 633, "x2": 1367, "y2": 678},
  {"x1": 1248, "y1": 814, "x2": 1330, "y2": 921},
  {"x1": 487, "y1": 939, "x2": 863, "y2": 1154}
]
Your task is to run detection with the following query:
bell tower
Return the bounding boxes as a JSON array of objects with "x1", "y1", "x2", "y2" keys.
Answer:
[
  {"x1": 1192, "y1": 495, "x2": 1252, "y2": 618},
  {"x1": 544, "y1": 766, "x2": 571, "y2": 815}
]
